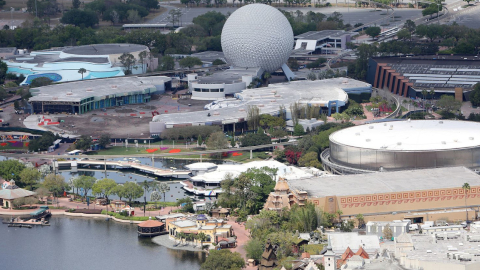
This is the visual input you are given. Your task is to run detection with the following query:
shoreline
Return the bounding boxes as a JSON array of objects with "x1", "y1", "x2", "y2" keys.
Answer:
[
  {"x1": 0, "y1": 210, "x2": 144, "y2": 224},
  {"x1": 151, "y1": 234, "x2": 206, "y2": 252}
]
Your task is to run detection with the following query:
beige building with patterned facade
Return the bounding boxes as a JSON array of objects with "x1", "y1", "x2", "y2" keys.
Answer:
[{"x1": 267, "y1": 167, "x2": 480, "y2": 223}]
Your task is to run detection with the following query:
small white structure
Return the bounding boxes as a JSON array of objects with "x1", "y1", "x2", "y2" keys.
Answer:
[
  {"x1": 323, "y1": 246, "x2": 336, "y2": 270},
  {"x1": 422, "y1": 225, "x2": 463, "y2": 235},
  {"x1": 286, "y1": 118, "x2": 324, "y2": 132},
  {"x1": 366, "y1": 220, "x2": 410, "y2": 238},
  {"x1": 328, "y1": 232, "x2": 380, "y2": 256}
]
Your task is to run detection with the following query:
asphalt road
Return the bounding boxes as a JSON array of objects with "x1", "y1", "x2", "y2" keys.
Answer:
[{"x1": 149, "y1": 5, "x2": 423, "y2": 27}]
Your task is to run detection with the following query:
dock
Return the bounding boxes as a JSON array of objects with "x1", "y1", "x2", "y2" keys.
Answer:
[{"x1": 54, "y1": 160, "x2": 191, "y2": 179}]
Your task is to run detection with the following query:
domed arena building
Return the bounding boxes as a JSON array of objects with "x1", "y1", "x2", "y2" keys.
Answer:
[
  {"x1": 188, "y1": 4, "x2": 296, "y2": 100},
  {"x1": 322, "y1": 120, "x2": 480, "y2": 174},
  {"x1": 5, "y1": 44, "x2": 156, "y2": 85}
]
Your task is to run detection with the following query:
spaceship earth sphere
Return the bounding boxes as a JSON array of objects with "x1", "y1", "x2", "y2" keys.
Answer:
[{"x1": 221, "y1": 4, "x2": 294, "y2": 72}]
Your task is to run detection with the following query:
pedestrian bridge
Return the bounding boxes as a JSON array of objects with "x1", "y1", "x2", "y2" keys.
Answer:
[{"x1": 54, "y1": 159, "x2": 191, "y2": 179}]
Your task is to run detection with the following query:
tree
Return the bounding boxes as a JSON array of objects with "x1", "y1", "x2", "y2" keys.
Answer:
[
  {"x1": 12, "y1": 198, "x2": 26, "y2": 209},
  {"x1": 158, "y1": 182, "x2": 170, "y2": 207},
  {"x1": 78, "y1": 68, "x2": 87, "y2": 80},
  {"x1": 35, "y1": 187, "x2": 50, "y2": 204},
  {"x1": 356, "y1": 213, "x2": 365, "y2": 229},
  {"x1": 140, "y1": 180, "x2": 151, "y2": 215},
  {"x1": 177, "y1": 197, "x2": 194, "y2": 213},
  {"x1": 19, "y1": 168, "x2": 41, "y2": 190},
  {"x1": 122, "y1": 181, "x2": 143, "y2": 205},
  {"x1": 159, "y1": 55, "x2": 175, "y2": 71},
  {"x1": 307, "y1": 72, "x2": 317, "y2": 81},
  {"x1": 206, "y1": 131, "x2": 228, "y2": 150},
  {"x1": 463, "y1": 182, "x2": 471, "y2": 221},
  {"x1": 247, "y1": 105, "x2": 260, "y2": 131},
  {"x1": 0, "y1": 160, "x2": 26, "y2": 182},
  {"x1": 72, "y1": 0, "x2": 81, "y2": 9},
  {"x1": 383, "y1": 224, "x2": 393, "y2": 240},
  {"x1": 119, "y1": 53, "x2": 136, "y2": 75},
  {"x1": 396, "y1": 29, "x2": 411, "y2": 41},
  {"x1": 60, "y1": 9, "x2": 99, "y2": 28},
  {"x1": 437, "y1": 95, "x2": 462, "y2": 113},
  {"x1": 212, "y1": 59, "x2": 225, "y2": 65},
  {"x1": 470, "y1": 83, "x2": 480, "y2": 107},
  {"x1": 78, "y1": 175, "x2": 96, "y2": 201},
  {"x1": 340, "y1": 220, "x2": 355, "y2": 232},
  {"x1": 98, "y1": 134, "x2": 111, "y2": 148},
  {"x1": 30, "y1": 77, "x2": 52, "y2": 87},
  {"x1": 179, "y1": 57, "x2": 203, "y2": 69},
  {"x1": 240, "y1": 133, "x2": 271, "y2": 147},
  {"x1": 138, "y1": 51, "x2": 148, "y2": 73},
  {"x1": 76, "y1": 135, "x2": 93, "y2": 151},
  {"x1": 246, "y1": 238, "x2": 264, "y2": 263},
  {"x1": 263, "y1": 72, "x2": 271, "y2": 85},
  {"x1": 43, "y1": 174, "x2": 68, "y2": 199},
  {"x1": 297, "y1": 152, "x2": 321, "y2": 168},
  {"x1": 200, "y1": 249, "x2": 245, "y2": 270},
  {"x1": 365, "y1": 26, "x2": 381, "y2": 39},
  {"x1": 150, "y1": 191, "x2": 161, "y2": 208},
  {"x1": 197, "y1": 232, "x2": 208, "y2": 249},
  {"x1": 404, "y1": 19, "x2": 416, "y2": 33},
  {"x1": 293, "y1": 124, "x2": 305, "y2": 136},
  {"x1": 24, "y1": 196, "x2": 38, "y2": 208},
  {"x1": 92, "y1": 178, "x2": 117, "y2": 202},
  {"x1": 127, "y1": 9, "x2": 141, "y2": 23}
]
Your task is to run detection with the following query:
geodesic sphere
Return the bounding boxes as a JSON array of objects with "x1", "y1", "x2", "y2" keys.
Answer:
[{"x1": 221, "y1": 4, "x2": 294, "y2": 73}]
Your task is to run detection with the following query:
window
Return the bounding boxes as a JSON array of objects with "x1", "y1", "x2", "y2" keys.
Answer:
[
  {"x1": 194, "y1": 88, "x2": 201, "y2": 92},
  {"x1": 202, "y1": 89, "x2": 209, "y2": 92},
  {"x1": 220, "y1": 88, "x2": 224, "y2": 92},
  {"x1": 211, "y1": 89, "x2": 220, "y2": 92}
]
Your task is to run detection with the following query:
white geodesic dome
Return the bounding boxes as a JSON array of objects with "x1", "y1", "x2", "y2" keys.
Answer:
[{"x1": 221, "y1": 4, "x2": 294, "y2": 73}]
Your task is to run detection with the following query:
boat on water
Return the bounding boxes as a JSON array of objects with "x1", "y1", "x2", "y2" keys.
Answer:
[{"x1": 2, "y1": 206, "x2": 51, "y2": 227}]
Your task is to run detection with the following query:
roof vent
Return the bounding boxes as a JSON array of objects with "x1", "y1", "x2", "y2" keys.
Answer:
[
  {"x1": 389, "y1": 125, "x2": 393, "y2": 130},
  {"x1": 384, "y1": 123, "x2": 387, "y2": 126},
  {"x1": 66, "y1": 92, "x2": 73, "y2": 96},
  {"x1": 369, "y1": 126, "x2": 374, "y2": 129},
  {"x1": 366, "y1": 139, "x2": 371, "y2": 142},
  {"x1": 470, "y1": 137, "x2": 474, "y2": 140},
  {"x1": 442, "y1": 141, "x2": 446, "y2": 144},
  {"x1": 439, "y1": 121, "x2": 443, "y2": 124},
  {"x1": 86, "y1": 88, "x2": 93, "y2": 92},
  {"x1": 111, "y1": 85, "x2": 117, "y2": 88},
  {"x1": 355, "y1": 132, "x2": 360, "y2": 136},
  {"x1": 454, "y1": 139, "x2": 458, "y2": 142},
  {"x1": 397, "y1": 142, "x2": 402, "y2": 145},
  {"x1": 213, "y1": 111, "x2": 220, "y2": 116}
]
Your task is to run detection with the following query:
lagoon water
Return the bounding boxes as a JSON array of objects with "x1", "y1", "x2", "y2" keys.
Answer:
[
  {"x1": 0, "y1": 216, "x2": 206, "y2": 269},
  {"x1": 0, "y1": 156, "x2": 232, "y2": 269}
]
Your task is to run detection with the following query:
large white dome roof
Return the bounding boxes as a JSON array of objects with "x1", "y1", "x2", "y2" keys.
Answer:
[{"x1": 221, "y1": 4, "x2": 294, "y2": 73}]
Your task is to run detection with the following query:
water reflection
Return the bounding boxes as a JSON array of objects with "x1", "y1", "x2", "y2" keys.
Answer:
[{"x1": 0, "y1": 216, "x2": 205, "y2": 269}]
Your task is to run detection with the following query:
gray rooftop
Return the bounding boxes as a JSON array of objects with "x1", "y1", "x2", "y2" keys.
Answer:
[
  {"x1": 0, "y1": 47, "x2": 16, "y2": 54},
  {"x1": 29, "y1": 76, "x2": 171, "y2": 103},
  {"x1": 154, "y1": 78, "x2": 368, "y2": 126},
  {"x1": 288, "y1": 166, "x2": 480, "y2": 198},
  {"x1": 195, "y1": 67, "x2": 259, "y2": 84},
  {"x1": 294, "y1": 30, "x2": 356, "y2": 40},
  {"x1": 191, "y1": 51, "x2": 227, "y2": 63},
  {"x1": 62, "y1": 44, "x2": 148, "y2": 55}
]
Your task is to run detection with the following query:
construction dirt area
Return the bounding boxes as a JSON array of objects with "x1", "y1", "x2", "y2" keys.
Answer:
[{"x1": 4, "y1": 93, "x2": 212, "y2": 139}]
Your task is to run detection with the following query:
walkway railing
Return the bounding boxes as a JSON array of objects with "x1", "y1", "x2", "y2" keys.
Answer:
[{"x1": 320, "y1": 148, "x2": 376, "y2": 175}]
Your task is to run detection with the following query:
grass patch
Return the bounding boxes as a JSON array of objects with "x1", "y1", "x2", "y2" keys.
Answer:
[
  {"x1": 303, "y1": 244, "x2": 325, "y2": 255},
  {"x1": 101, "y1": 210, "x2": 150, "y2": 221}
]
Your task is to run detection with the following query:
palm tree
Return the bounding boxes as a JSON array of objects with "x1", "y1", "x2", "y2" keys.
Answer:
[
  {"x1": 462, "y1": 182, "x2": 471, "y2": 222},
  {"x1": 158, "y1": 182, "x2": 170, "y2": 209},
  {"x1": 263, "y1": 72, "x2": 271, "y2": 85},
  {"x1": 139, "y1": 180, "x2": 151, "y2": 216},
  {"x1": 421, "y1": 90, "x2": 428, "y2": 111},
  {"x1": 78, "y1": 68, "x2": 87, "y2": 80},
  {"x1": 197, "y1": 232, "x2": 207, "y2": 249}
]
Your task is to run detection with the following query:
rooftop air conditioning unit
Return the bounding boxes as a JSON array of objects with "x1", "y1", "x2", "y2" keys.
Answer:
[
  {"x1": 470, "y1": 137, "x2": 474, "y2": 140},
  {"x1": 397, "y1": 142, "x2": 402, "y2": 145},
  {"x1": 369, "y1": 126, "x2": 374, "y2": 129},
  {"x1": 366, "y1": 139, "x2": 371, "y2": 142},
  {"x1": 439, "y1": 121, "x2": 443, "y2": 124}
]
